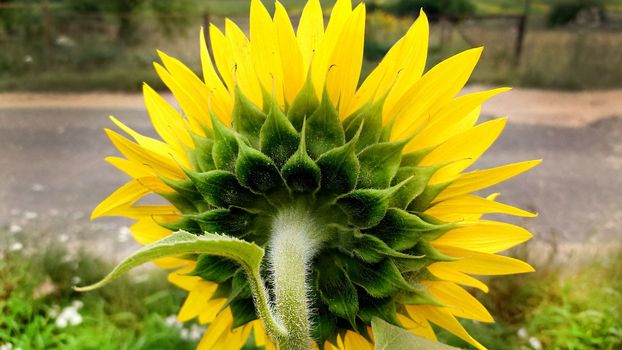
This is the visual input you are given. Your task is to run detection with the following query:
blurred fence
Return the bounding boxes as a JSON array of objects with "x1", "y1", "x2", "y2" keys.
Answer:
[{"x1": 1, "y1": 1, "x2": 622, "y2": 90}]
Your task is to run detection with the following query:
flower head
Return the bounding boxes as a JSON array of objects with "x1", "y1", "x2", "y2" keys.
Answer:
[{"x1": 92, "y1": 1, "x2": 539, "y2": 349}]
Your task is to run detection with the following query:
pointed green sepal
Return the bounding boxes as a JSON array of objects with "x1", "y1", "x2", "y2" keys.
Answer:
[
  {"x1": 232, "y1": 87, "x2": 267, "y2": 148},
  {"x1": 357, "y1": 140, "x2": 408, "y2": 189},
  {"x1": 287, "y1": 74, "x2": 320, "y2": 131},
  {"x1": 210, "y1": 113, "x2": 239, "y2": 172},
  {"x1": 390, "y1": 164, "x2": 444, "y2": 209},
  {"x1": 191, "y1": 208, "x2": 269, "y2": 239},
  {"x1": 408, "y1": 181, "x2": 452, "y2": 212},
  {"x1": 189, "y1": 134, "x2": 216, "y2": 172},
  {"x1": 343, "y1": 100, "x2": 384, "y2": 152},
  {"x1": 230, "y1": 298, "x2": 258, "y2": 328},
  {"x1": 159, "y1": 216, "x2": 201, "y2": 233},
  {"x1": 189, "y1": 254, "x2": 239, "y2": 283},
  {"x1": 259, "y1": 99, "x2": 300, "y2": 168},
  {"x1": 367, "y1": 209, "x2": 453, "y2": 251},
  {"x1": 305, "y1": 89, "x2": 345, "y2": 159},
  {"x1": 235, "y1": 137, "x2": 283, "y2": 193},
  {"x1": 348, "y1": 233, "x2": 425, "y2": 264},
  {"x1": 316, "y1": 130, "x2": 361, "y2": 198},
  {"x1": 337, "y1": 178, "x2": 410, "y2": 229},
  {"x1": 357, "y1": 294, "x2": 401, "y2": 327},
  {"x1": 315, "y1": 257, "x2": 359, "y2": 327},
  {"x1": 281, "y1": 120, "x2": 321, "y2": 193},
  {"x1": 341, "y1": 255, "x2": 415, "y2": 298},
  {"x1": 186, "y1": 169, "x2": 268, "y2": 211}
]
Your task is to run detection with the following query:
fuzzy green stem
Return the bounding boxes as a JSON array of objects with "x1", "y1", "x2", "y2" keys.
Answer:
[
  {"x1": 244, "y1": 265, "x2": 288, "y2": 340},
  {"x1": 269, "y1": 207, "x2": 320, "y2": 350}
]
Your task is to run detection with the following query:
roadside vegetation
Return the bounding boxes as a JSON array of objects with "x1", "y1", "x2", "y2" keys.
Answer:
[
  {"x1": 1, "y1": 0, "x2": 622, "y2": 91},
  {"x1": 2, "y1": 228, "x2": 621, "y2": 350}
]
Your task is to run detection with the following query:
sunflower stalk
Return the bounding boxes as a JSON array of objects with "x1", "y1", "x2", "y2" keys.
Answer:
[{"x1": 268, "y1": 207, "x2": 321, "y2": 350}]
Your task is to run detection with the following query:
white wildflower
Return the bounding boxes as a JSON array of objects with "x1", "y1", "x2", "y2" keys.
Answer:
[
  {"x1": 55, "y1": 301, "x2": 84, "y2": 328},
  {"x1": 9, "y1": 224, "x2": 22, "y2": 234},
  {"x1": 23, "y1": 211, "x2": 38, "y2": 220},
  {"x1": 529, "y1": 337, "x2": 542, "y2": 350},
  {"x1": 117, "y1": 226, "x2": 131, "y2": 243},
  {"x1": 9, "y1": 242, "x2": 23, "y2": 252}
]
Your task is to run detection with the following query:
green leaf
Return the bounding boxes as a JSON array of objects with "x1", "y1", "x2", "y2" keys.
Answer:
[
  {"x1": 305, "y1": 90, "x2": 345, "y2": 159},
  {"x1": 314, "y1": 257, "x2": 359, "y2": 326},
  {"x1": 372, "y1": 317, "x2": 461, "y2": 350},
  {"x1": 235, "y1": 137, "x2": 283, "y2": 193},
  {"x1": 210, "y1": 113, "x2": 240, "y2": 172},
  {"x1": 287, "y1": 75, "x2": 319, "y2": 131},
  {"x1": 357, "y1": 141, "x2": 407, "y2": 189},
  {"x1": 281, "y1": 120, "x2": 321, "y2": 193},
  {"x1": 260, "y1": 99, "x2": 300, "y2": 168},
  {"x1": 357, "y1": 294, "x2": 400, "y2": 326},
  {"x1": 232, "y1": 86, "x2": 267, "y2": 148},
  {"x1": 75, "y1": 231, "x2": 264, "y2": 292}
]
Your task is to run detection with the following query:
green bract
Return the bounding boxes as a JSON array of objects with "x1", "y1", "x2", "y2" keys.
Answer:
[{"x1": 150, "y1": 85, "x2": 456, "y2": 346}]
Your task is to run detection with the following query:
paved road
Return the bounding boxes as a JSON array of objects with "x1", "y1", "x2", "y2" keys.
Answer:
[{"x1": 1, "y1": 90, "x2": 621, "y2": 259}]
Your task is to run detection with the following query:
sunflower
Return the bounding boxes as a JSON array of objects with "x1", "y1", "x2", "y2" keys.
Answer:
[{"x1": 90, "y1": 0, "x2": 540, "y2": 349}]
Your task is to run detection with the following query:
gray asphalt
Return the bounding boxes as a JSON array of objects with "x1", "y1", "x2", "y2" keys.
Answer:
[{"x1": 1, "y1": 106, "x2": 621, "y2": 259}]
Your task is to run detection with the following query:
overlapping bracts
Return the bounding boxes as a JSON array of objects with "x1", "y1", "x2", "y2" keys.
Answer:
[{"x1": 93, "y1": 1, "x2": 540, "y2": 349}]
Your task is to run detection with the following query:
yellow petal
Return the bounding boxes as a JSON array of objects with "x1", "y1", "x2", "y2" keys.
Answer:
[
  {"x1": 168, "y1": 263, "x2": 200, "y2": 291},
  {"x1": 250, "y1": 0, "x2": 285, "y2": 107},
  {"x1": 325, "y1": 4, "x2": 366, "y2": 117},
  {"x1": 105, "y1": 129, "x2": 186, "y2": 180},
  {"x1": 407, "y1": 305, "x2": 487, "y2": 350},
  {"x1": 297, "y1": 0, "x2": 324, "y2": 71},
  {"x1": 434, "y1": 245, "x2": 535, "y2": 275},
  {"x1": 407, "y1": 88, "x2": 510, "y2": 151},
  {"x1": 382, "y1": 10, "x2": 429, "y2": 116},
  {"x1": 275, "y1": 1, "x2": 305, "y2": 103},
  {"x1": 397, "y1": 312, "x2": 437, "y2": 340},
  {"x1": 105, "y1": 157, "x2": 153, "y2": 179},
  {"x1": 423, "y1": 281, "x2": 493, "y2": 322},
  {"x1": 311, "y1": 0, "x2": 352, "y2": 97},
  {"x1": 432, "y1": 220, "x2": 533, "y2": 253},
  {"x1": 143, "y1": 83, "x2": 194, "y2": 152},
  {"x1": 420, "y1": 118, "x2": 507, "y2": 184},
  {"x1": 158, "y1": 50, "x2": 229, "y2": 124},
  {"x1": 91, "y1": 179, "x2": 151, "y2": 219},
  {"x1": 154, "y1": 257, "x2": 190, "y2": 269},
  {"x1": 436, "y1": 160, "x2": 542, "y2": 201},
  {"x1": 153, "y1": 62, "x2": 208, "y2": 134},
  {"x1": 217, "y1": 323, "x2": 253, "y2": 349},
  {"x1": 198, "y1": 297, "x2": 227, "y2": 324},
  {"x1": 199, "y1": 27, "x2": 233, "y2": 122},
  {"x1": 209, "y1": 24, "x2": 235, "y2": 92},
  {"x1": 130, "y1": 217, "x2": 172, "y2": 245},
  {"x1": 107, "y1": 205, "x2": 180, "y2": 220},
  {"x1": 197, "y1": 307, "x2": 234, "y2": 349},
  {"x1": 343, "y1": 330, "x2": 373, "y2": 350},
  {"x1": 350, "y1": 10, "x2": 428, "y2": 116},
  {"x1": 388, "y1": 47, "x2": 483, "y2": 134},
  {"x1": 426, "y1": 193, "x2": 537, "y2": 222},
  {"x1": 178, "y1": 280, "x2": 218, "y2": 322},
  {"x1": 427, "y1": 263, "x2": 489, "y2": 292},
  {"x1": 225, "y1": 18, "x2": 264, "y2": 109}
]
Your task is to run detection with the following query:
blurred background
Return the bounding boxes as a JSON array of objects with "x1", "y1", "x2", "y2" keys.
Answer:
[{"x1": 1, "y1": 1, "x2": 621, "y2": 349}]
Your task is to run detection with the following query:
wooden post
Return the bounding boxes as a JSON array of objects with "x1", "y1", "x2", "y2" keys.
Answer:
[
  {"x1": 514, "y1": 0, "x2": 531, "y2": 66},
  {"x1": 41, "y1": 0, "x2": 51, "y2": 68}
]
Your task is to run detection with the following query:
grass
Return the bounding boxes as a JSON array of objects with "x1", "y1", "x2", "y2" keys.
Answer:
[
  {"x1": 0, "y1": 242, "x2": 197, "y2": 350},
  {"x1": 2, "y1": 230, "x2": 622, "y2": 350}
]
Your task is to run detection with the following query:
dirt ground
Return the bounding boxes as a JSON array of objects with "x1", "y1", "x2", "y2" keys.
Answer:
[{"x1": 1, "y1": 87, "x2": 621, "y2": 260}]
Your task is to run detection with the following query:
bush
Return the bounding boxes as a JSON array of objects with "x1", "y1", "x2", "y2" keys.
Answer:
[
  {"x1": 548, "y1": 0, "x2": 607, "y2": 27},
  {"x1": 385, "y1": 0, "x2": 476, "y2": 19}
]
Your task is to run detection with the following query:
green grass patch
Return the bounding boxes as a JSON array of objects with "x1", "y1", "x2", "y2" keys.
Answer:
[{"x1": 0, "y1": 243, "x2": 197, "y2": 350}]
